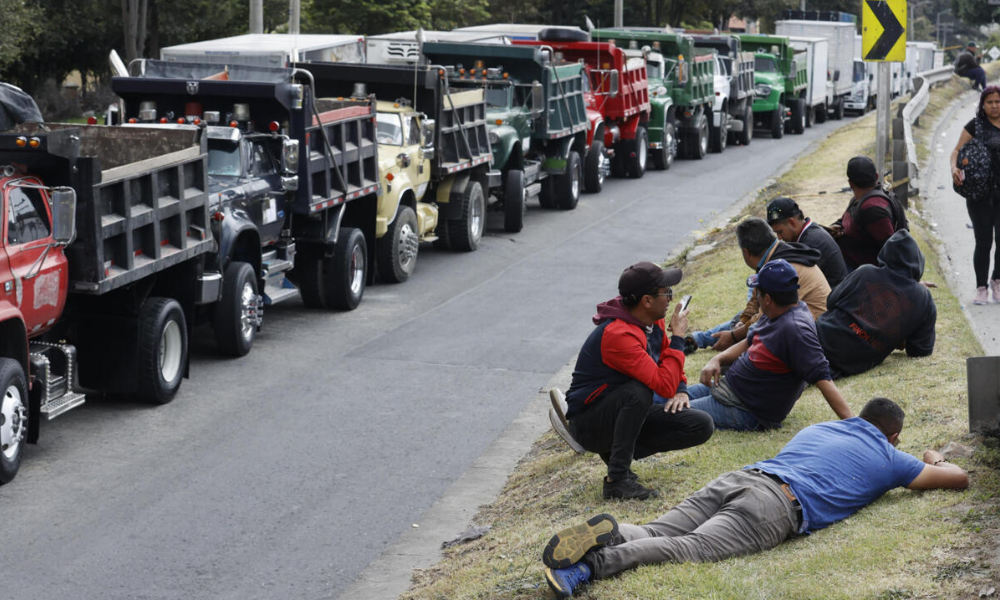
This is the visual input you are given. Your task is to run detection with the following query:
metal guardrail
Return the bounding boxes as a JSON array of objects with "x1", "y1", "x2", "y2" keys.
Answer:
[{"x1": 897, "y1": 66, "x2": 957, "y2": 196}]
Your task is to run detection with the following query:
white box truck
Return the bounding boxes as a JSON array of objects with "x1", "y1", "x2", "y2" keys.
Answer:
[
  {"x1": 160, "y1": 33, "x2": 365, "y2": 68},
  {"x1": 788, "y1": 36, "x2": 833, "y2": 125},
  {"x1": 776, "y1": 20, "x2": 855, "y2": 119},
  {"x1": 366, "y1": 30, "x2": 509, "y2": 65}
]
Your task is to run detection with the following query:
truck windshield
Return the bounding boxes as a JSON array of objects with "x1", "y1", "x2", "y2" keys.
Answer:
[
  {"x1": 377, "y1": 112, "x2": 404, "y2": 145},
  {"x1": 208, "y1": 140, "x2": 242, "y2": 177},
  {"x1": 646, "y1": 60, "x2": 664, "y2": 80},
  {"x1": 754, "y1": 57, "x2": 777, "y2": 73},
  {"x1": 853, "y1": 61, "x2": 866, "y2": 83}
]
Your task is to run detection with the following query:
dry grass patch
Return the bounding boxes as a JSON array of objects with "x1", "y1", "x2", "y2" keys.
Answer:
[{"x1": 402, "y1": 89, "x2": 1000, "y2": 600}]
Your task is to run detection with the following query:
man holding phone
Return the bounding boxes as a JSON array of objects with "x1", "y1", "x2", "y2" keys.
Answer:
[{"x1": 563, "y1": 262, "x2": 714, "y2": 500}]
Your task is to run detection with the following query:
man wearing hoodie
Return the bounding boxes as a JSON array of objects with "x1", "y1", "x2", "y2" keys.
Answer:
[
  {"x1": 564, "y1": 262, "x2": 714, "y2": 501},
  {"x1": 703, "y1": 218, "x2": 830, "y2": 352},
  {"x1": 817, "y1": 231, "x2": 936, "y2": 377}
]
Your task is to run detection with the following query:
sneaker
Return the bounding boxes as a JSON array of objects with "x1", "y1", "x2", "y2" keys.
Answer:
[
  {"x1": 603, "y1": 476, "x2": 660, "y2": 500},
  {"x1": 542, "y1": 513, "x2": 619, "y2": 569},
  {"x1": 683, "y1": 334, "x2": 697, "y2": 356},
  {"x1": 549, "y1": 408, "x2": 586, "y2": 454},
  {"x1": 974, "y1": 286, "x2": 989, "y2": 305},
  {"x1": 992, "y1": 280, "x2": 1000, "y2": 303},
  {"x1": 549, "y1": 388, "x2": 570, "y2": 429},
  {"x1": 545, "y1": 563, "x2": 592, "y2": 598}
]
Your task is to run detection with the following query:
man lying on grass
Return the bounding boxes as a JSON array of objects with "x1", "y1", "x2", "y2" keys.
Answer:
[{"x1": 541, "y1": 397, "x2": 969, "y2": 598}]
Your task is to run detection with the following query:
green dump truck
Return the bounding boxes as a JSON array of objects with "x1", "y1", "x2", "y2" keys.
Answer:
[
  {"x1": 591, "y1": 27, "x2": 717, "y2": 161},
  {"x1": 421, "y1": 41, "x2": 590, "y2": 232},
  {"x1": 738, "y1": 34, "x2": 809, "y2": 139}
]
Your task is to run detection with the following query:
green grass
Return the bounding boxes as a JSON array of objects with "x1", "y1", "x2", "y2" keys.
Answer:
[{"x1": 401, "y1": 85, "x2": 1000, "y2": 600}]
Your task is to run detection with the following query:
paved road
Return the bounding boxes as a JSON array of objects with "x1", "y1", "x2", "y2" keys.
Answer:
[
  {"x1": 1, "y1": 118, "x2": 850, "y2": 599},
  {"x1": 924, "y1": 88, "x2": 1000, "y2": 356}
]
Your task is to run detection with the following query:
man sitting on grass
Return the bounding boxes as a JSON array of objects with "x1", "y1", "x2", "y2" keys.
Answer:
[
  {"x1": 683, "y1": 259, "x2": 852, "y2": 430},
  {"x1": 541, "y1": 398, "x2": 969, "y2": 598}
]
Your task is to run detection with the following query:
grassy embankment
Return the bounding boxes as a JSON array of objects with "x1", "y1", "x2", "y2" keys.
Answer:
[{"x1": 401, "y1": 71, "x2": 1000, "y2": 600}]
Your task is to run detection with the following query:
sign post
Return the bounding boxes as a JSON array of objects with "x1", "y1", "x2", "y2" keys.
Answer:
[{"x1": 862, "y1": 0, "x2": 906, "y2": 180}]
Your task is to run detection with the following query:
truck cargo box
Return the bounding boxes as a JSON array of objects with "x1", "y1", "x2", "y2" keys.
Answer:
[
  {"x1": 161, "y1": 33, "x2": 365, "y2": 68},
  {"x1": 776, "y1": 20, "x2": 855, "y2": 97}
]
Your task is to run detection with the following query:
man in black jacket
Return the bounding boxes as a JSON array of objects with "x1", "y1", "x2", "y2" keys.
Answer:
[
  {"x1": 767, "y1": 197, "x2": 848, "y2": 288},
  {"x1": 955, "y1": 41, "x2": 986, "y2": 91},
  {"x1": 816, "y1": 231, "x2": 935, "y2": 377}
]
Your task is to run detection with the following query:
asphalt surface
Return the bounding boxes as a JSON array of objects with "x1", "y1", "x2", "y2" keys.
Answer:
[
  {"x1": 924, "y1": 86, "x2": 1000, "y2": 356},
  {"x1": 1, "y1": 118, "x2": 851, "y2": 599}
]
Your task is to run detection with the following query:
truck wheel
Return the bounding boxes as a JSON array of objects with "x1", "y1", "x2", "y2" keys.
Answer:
[
  {"x1": 710, "y1": 112, "x2": 728, "y2": 153},
  {"x1": 0, "y1": 358, "x2": 28, "y2": 484},
  {"x1": 330, "y1": 228, "x2": 367, "y2": 309},
  {"x1": 555, "y1": 150, "x2": 581, "y2": 210},
  {"x1": 737, "y1": 105, "x2": 753, "y2": 146},
  {"x1": 610, "y1": 153, "x2": 626, "y2": 178},
  {"x1": 791, "y1": 99, "x2": 806, "y2": 134},
  {"x1": 584, "y1": 140, "x2": 607, "y2": 192},
  {"x1": 687, "y1": 115, "x2": 709, "y2": 159},
  {"x1": 770, "y1": 104, "x2": 784, "y2": 139},
  {"x1": 377, "y1": 205, "x2": 419, "y2": 283},
  {"x1": 651, "y1": 124, "x2": 675, "y2": 170},
  {"x1": 833, "y1": 98, "x2": 844, "y2": 120},
  {"x1": 450, "y1": 180, "x2": 485, "y2": 251},
  {"x1": 503, "y1": 169, "x2": 526, "y2": 233},
  {"x1": 137, "y1": 297, "x2": 188, "y2": 405},
  {"x1": 538, "y1": 177, "x2": 557, "y2": 209},
  {"x1": 815, "y1": 103, "x2": 828, "y2": 124},
  {"x1": 214, "y1": 261, "x2": 260, "y2": 357},
  {"x1": 627, "y1": 127, "x2": 648, "y2": 177}
]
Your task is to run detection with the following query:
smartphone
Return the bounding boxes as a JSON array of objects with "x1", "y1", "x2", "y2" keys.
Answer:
[{"x1": 679, "y1": 295, "x2": 693, "y2": 312}]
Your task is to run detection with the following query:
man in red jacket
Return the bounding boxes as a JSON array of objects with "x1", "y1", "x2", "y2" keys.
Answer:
[{"x1": 564, "y1": 262, "x2": 714, "y2": 500}]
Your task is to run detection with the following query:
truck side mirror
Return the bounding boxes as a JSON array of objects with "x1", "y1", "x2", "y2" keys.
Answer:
[
  {"x1": 421, "y1": 119, "x2": 435, "y2": 148},
  {"x1": 833, "y1": 69, "x2": 841, "y2": 82},
  {"x1": 531, "y1": 81, "x2": 544, "y2": 110},
  {"x1": 608, "y1": 70, "x2": 620, "y2": 98},
  {"x1": 282, "y1": 175, "x2": 299, "y2": 192},
  {"x1": 50, "y1": 187, "x2": 77, "y2": 245},
  {"x1": 282, "y1": 138, "x2": 300, "y2": 174}
]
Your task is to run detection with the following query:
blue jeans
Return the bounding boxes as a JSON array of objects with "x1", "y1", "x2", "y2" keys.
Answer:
[
  {"x1": 682, "y1": 384, "x2": 763, "y2": 431},
  {"x1": 690, "y1": 321, "x2": 733, "y2": 348},
  {"x1": 961, "y1": 66, "x2": 987, "y2": 90}
]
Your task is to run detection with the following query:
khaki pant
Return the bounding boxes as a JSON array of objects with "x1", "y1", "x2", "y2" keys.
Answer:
[{"x1": 587, "y1": 470, "x2": 799, "y2": 578}]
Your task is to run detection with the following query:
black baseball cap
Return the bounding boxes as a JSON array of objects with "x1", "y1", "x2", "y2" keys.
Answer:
[
  {"x1": 746, "y1": 259, "x2": 800, "y2": 292},
  {"x1": 847, "y1": 155, "x2": 878, "y2": 186},
  {"x1": 968, "y1": 41, "x2": 977, "y2": 48},
  {"x1": 766, "y1": 197, "x2": 802, "y2": 224},
  {"x1": 619, "y1": 261, "x2": 682, "y2": 299}
]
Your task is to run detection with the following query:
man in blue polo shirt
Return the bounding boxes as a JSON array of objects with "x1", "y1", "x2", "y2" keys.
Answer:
[{"x1": 541, "y1": 398, "x2": 969, "y2": 598}]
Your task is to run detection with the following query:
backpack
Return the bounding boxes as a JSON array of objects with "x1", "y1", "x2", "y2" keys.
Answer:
[
  {"x1": 852, "y1": 187, "x2": 909, "y2": 233},
  {"x1": 954, "y1": 118, "x2": 995, "y2": 203}
]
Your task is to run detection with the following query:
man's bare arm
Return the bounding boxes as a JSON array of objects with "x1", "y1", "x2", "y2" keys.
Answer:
[
  {"x1": 814, "y1": 379, "x2": 853, "y2": 420},
  {"x1": 906, "y1": 450, "x2": 970, "y2": 490}
]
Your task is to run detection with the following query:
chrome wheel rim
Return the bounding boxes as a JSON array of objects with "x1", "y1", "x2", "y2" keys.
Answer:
[
  {"x1": 0, "y1": 382, "x2": 25, "y2": 460},
  {"x1": 159, "y1": 320, "x2": 183, "y2": 383},
  {"x1": 470, "y1": 192, "x2": 484, "y2": 244},
  {"x1": 398, "y1": 221, "x2": 419, "y2": 273},
  {"x1": 571, "y1": 165, "x2": 580, "y2": 199},
  {"x1": 700, "y1": 126, "x2": 709, "y2": 155},
  {"x1": 349, "y1": 243, "x2": 365, "y2": 296},
  {"x1": 239, "y1": 282, "x2": 256, "y2": 342},
  {"x1": 637, "y1": 138, "x2": 647, "y2": 171},
  {"x1": 598, "y1": 152, "x2": 608, "y2": 184}
]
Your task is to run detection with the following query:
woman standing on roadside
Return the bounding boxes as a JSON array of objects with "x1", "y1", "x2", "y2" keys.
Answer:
[{"x1": 952, "y1": 85, "x2": 1000, "y2": 305}]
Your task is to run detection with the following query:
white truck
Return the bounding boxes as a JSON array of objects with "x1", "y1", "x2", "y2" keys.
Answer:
[
  {"x1": 788, "y1": 36, "x2": 833, "y2": 126},
  {"x1": 160, "y1": 33, "x2": 365, "y2": 68},
  {"x1": 366, "y1": 30, "x2": 509, "y2": 65},
  {"x1": 776, "y1": 19, "x2": 855, "y2": 119},
  {"x1": 845, "y1": 58, "x2": 876, "y2": 114}
]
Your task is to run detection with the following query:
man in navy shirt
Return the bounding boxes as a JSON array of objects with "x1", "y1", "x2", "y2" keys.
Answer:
[{"x1": 542, "y1": 398, "x2": 969, "y2": 598}]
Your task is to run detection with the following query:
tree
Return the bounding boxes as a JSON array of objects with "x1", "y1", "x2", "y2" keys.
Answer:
[
  {"x1": 0, "y1": 0, "x2": 42, "y2": 75},
  {"x1": 122, "y1": 0, "x2": 149, "y2": 63}
]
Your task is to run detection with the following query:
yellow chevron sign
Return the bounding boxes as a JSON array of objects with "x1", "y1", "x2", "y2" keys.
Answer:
[{"x1": 862, "y1": 0, "x2": 906, "y2": 62}]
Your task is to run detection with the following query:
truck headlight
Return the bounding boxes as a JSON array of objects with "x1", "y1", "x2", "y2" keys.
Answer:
[
  {"x1": 754, "y1": 84, "x2": 772, "y2": 98},
  {"x1": 488, "y1": 131, "x2": 499, "y2": 145}
]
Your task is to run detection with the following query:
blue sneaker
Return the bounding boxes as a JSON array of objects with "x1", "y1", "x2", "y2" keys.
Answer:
[{"x1": 545, "y1": 562, "x2": 592, "y2": 598}]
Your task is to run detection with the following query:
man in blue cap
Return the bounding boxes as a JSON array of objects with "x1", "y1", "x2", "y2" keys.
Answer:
[{"x1": 684, "y1": 259, "x2": 852, "y2": 430}]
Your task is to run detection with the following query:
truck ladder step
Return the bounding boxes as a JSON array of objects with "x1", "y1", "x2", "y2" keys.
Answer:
[
  {"x1": 40, "y1": 392, "x2": 86, "y2": 420},
  {"x1": 262, "y1": 257, "x2": 294, "y2": 275},
  {"x1": 524, "y1": 183, "x2": 543, "y2": 199},
  {"x1": 263, "y1": 283, "x2": 299, "y2": 305}
]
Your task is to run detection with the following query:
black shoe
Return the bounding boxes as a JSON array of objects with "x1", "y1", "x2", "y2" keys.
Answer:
[
  {"x1": 603, "y1": 476, "x2": 660, "y2": 500},
  {"x1": 542, "y1": 514, "x2": 619, "y2": 569},
  {"x1": 683, "y1": 334, "x2": 697, "y2": 355}
]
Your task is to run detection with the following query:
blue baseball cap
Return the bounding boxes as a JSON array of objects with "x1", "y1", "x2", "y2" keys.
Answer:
[{"x1": 746, "y1": 259, "x2": 800, "y2": 292}]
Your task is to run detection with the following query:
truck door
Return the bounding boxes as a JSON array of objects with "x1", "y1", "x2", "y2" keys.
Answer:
[
  {"x1": 246, "y1": 139, "x2": 284, "y2": 245},
  {"x1": 3, "y1": 181, "x2": 67, "y2": 333},
  {"x1": 405, "y1": 115, "x2": 431, "y2": 199}
]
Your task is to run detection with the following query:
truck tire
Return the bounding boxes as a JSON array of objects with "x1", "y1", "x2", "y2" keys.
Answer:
[
  {"x1": 450, "y1": 180, "x2": 485, "y2": 251},
  {"x1": 770, "y1": 104, "x2": 784, "y2": 139},
  {"x1": 377, "y1": 205, "x2": 419, "y2": 283},
  {"x1": 791, "y1": 99, "x2": 806, "y2": 134},
  {"x1": 584, "y1": 140, "x2": 607, "y2": 192},
  {"x1": 610, "y1": 153, "x2": 626, "y2": 178},
  {"x1": 555, "y1": 150, "x2": 581, "y2": 210},
  {"x1": 737, "y1": 105, "x2": 753, "y2": 146},
  {"x1": 214, "y1": 261, "x2": 260, "y2": 357},
  {"x1": 298, "y1": 228, "x2": 368, "y2": 310},
  {"x1": 833, "y1": 97, "x2": 845, "y2": 120},
  {"x1": 815, "y1": 103, "x2": 828, "y2": 124},
  {"x1": 651, "y1": 123, "x2": 676, "y2": 170},
  {"x1": 710, "y1": 112, "x2": 728, "y2": 153},
  {"x1": 538, "y1": 177, "x2": 557, "y2": 209},
  {"x1": 687, "y1": 115, "x2": 709, "y2": 159},
  {"x1": 0, "y1": 358, "x2": 28, "y2": 484},
  {"x1": 137, "y1": 297, "x2": 188, "y2": 405},
  {"x1": 503, "y1": 169, "x2": 526, "y2": 233},
  {"x1": 627, "y1": 126, "x2": 648, "y2": 177}
]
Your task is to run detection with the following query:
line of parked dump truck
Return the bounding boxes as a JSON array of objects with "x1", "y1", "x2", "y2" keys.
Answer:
[{"x1": 0, "y1": 14, "x2": 946, "y2": 484}]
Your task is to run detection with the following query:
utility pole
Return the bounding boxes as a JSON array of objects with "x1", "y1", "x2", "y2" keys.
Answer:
[
  {"x1": 615, "y1": 0, "x2": 623, "y2": 27},
  {"x1": 250, "y1": 0, "x2": 263, "y2": 34},
  {"x1": 289, "y1": 0, "x2": 301, "y2": 35}
]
